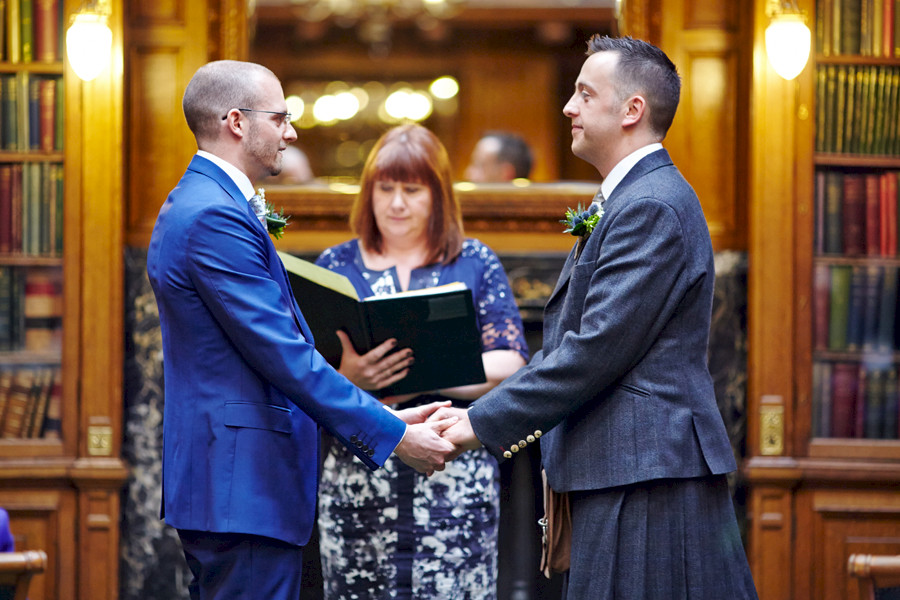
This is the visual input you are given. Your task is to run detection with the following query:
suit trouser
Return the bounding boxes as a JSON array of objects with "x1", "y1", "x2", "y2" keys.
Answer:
[{"x1": 178, "y1": 529, "x2": 304, "y2": 600}]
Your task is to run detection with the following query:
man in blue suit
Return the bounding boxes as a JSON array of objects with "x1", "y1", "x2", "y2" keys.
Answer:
[
  {"x1": 438, "y1": 37, "x2": 758, "y2": 598},
  {"x1": 147, "y1": 60, "x2": 456, "y2": 600}
]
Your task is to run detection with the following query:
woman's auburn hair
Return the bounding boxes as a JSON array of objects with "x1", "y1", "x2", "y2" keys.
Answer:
[{"x1": 351, "y1": 124, "x2": 464, "y2": 265}]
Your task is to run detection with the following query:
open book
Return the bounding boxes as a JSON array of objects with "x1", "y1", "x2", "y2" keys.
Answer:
[{"x1": 278, "y1": 251, "x2": 487, "y2": 396}]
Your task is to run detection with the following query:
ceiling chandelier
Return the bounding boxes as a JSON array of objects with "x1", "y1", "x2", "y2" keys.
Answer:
[{"x1": 289, "y1": 0, "x2": 466, "y2": 49}]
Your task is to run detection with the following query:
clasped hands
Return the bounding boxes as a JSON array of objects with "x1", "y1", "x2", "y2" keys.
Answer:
[
  {"x1": 336, "y1": 333, "x2": 482, "y2": 476},
  {"x1": 392, "y1": 402, "x2": 482, "y2": 476}
]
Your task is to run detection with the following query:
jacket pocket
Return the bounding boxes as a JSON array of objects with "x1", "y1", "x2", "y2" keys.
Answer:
[{"x1": 224, "y1": 402, "x2": 292, "y2": 434}]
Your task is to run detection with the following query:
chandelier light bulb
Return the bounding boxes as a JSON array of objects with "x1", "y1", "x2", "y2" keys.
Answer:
[
  {"x1": 765, "y1": 12, "x2": 811, "y2": 81},
  {"x1": 66, "y1": 11, "x2": 113, "y2": 81}
]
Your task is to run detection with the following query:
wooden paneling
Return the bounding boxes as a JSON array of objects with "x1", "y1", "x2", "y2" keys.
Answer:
[
  {"x1": 811, "y1": 490, "x2": 900, "y2": 600},
  {"x1": 655, "y1": 0, "x2": 749, "y2": 252},
  {"x1": 124, "y1": 0, "x2": 213, "y2": 245},
  {"x1": 0, "y1": 487, "x2": 76, "y2": 600}
]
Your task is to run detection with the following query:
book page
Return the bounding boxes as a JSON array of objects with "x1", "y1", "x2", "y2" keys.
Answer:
[
  {"x1": 364, "y1": 281, "x2": 467, "y2": 301},
  {"x1": 277, "y1": 251, "x2": 360, "y2": 300}
]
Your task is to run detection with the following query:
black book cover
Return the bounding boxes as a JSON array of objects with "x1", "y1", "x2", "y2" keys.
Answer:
[{"x1": 278, "y1": 251, "x2": 486, "y2": 396}]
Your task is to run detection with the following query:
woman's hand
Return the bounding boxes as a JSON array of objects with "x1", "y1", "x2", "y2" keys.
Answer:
[{"x1": 337, "y1": 330, "x2": 414, "y2": 391}]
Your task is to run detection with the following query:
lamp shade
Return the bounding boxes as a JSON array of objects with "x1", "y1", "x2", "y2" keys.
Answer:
[
  {"x1": 66, "y1": 12, "x2": 112, "y2": 81},
  {"x1": 765, "y1": 12, "x2": 811, "y2": 80}
]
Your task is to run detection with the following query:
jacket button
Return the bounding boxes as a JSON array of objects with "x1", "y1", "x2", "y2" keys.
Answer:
[
  {"x1": 503, "y1": 451, "x2": 513, "y2": 459},
  {"x1": 511, "y1": 445, "x2": 519, "y2": 453},
  {"x1": 518, "y1": 440, "x2": 527, "y2": 448},
  {"x1": 534, "y1": 430, "x2": 542, "y2": 438},
  {"x1": 527, "y1": 435, "x2": 535, "y2": 443},
  {"x1": 350, "y1": 435, "x2": 358, "y2": 443},
  {"x1": 367, "y1": 449, "x2": 375, "y2": 457},
  {"x1": 356, "y1": 440, "x2": 364, "y2": 448}
]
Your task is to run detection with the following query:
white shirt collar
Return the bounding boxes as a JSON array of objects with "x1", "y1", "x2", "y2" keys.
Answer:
[
  {"x1": 197, "y1": 150, "x2": 256, "y2": 201},
  {"x1": 600, "y1": 142, "x2": 663, "y2": 200}
]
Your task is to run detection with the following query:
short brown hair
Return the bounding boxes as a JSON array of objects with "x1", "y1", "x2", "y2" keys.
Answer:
[{"x1": 352, "y1": 124, "x2": 464, "y2": 265}]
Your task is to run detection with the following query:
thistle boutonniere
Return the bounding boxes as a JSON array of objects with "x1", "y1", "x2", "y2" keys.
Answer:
[
  {"x1": 255, "y1": 188, "x2": 290, "y2": 239},
  {"x1": 561, "y1": 202, "x2": 603, "y2": 237}
]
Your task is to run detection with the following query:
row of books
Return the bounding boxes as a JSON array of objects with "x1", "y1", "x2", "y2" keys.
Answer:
[
  {"x1": 0, "y1": 162, "x2": 63, "y2": 256},
  {"x1": 0, "y1": 366, "x2": 60, "y2": 439},
  {"x1": 814, "y1": 263, "x2": 900, "y2": 353},
  {"x1": 815, "y1": 171, "x2": 900, "y2": 256},
  {"x1": 0, "y1": 0, "x2": 61, "y2": 64},
  {"x1": 815, "y1": 65, "x2": 900, "y2": 156},
  {"x1": 0, "y1": 72, "x2": 62, "y2": 152},
  {"x1": 816, "y1": 0, "x2": 900, "y2": 57},
  {"x1": 812, "y1": 361, "x2": 900, "y2": 439},
  {"x1": 0, "y1": 266, "x2": 62, "y2": 353}
]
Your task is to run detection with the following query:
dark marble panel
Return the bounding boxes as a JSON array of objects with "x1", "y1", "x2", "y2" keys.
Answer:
[{"x1": 120, "y1": 247, "x2": 748, "y2": 600}]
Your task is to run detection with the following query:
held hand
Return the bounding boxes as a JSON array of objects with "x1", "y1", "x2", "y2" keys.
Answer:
[
  {"x1": 336, "y1": 330, "x2": 413, "y2": 391},
  {"x1": 394, "y1": 400, "x2": 452, "y2": 425},
  {"x1": 428, "y1": 408, "x2": 481, "y2": 461},
  {"x1": 394, "y1": 417, "x2": 459, "y2": 476}
]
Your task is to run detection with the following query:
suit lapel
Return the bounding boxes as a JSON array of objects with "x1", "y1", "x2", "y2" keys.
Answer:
[
  {"x1": 187, "y1": 155, "x2": 315, "y2": 342},
  {"x1": 543, "y1": 149, "x2": 674, "y2": 308}
]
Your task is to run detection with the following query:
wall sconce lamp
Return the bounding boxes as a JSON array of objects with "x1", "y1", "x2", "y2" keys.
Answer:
[
  {"x1": 65, "y1": 0, "x2": 112, "y2": 81},
  {"x1": 765, "y1": 0, "x2": 812, "y2": 80}
]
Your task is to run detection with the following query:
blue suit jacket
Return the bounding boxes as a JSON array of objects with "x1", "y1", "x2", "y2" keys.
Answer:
[
  {"x1": 469, "y1": 149, "x2": 736, "y2": 493},
  {"x1": 147, "y1": 155, "x2": 406, "y2": 545}
]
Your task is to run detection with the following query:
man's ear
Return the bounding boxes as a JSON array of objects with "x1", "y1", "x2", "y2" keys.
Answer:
[
  {"x1": 223, "y1": 109, "x2": 246, "y2": 139},
  {"x1": 500, "y1": 162, "x2": 517, "y2": 181},
  {"x1": 622, "y1": 95, "x2": 646, "y2": 128}
]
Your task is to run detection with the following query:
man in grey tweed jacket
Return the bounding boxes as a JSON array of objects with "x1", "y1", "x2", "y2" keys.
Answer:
[{"x1": 436, "y1": 36, "x2": 758, "y2": 599}]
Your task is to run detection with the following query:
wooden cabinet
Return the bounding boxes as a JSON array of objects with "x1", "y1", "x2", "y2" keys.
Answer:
[
  {"x1": 0, "y1": 1, "x2": 127, "y2": 599},
  {"x1": 747, "y1": 0, "x2": 900, "y2": 598}
]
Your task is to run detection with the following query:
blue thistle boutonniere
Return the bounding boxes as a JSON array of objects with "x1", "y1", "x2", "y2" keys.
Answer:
[
  {"x1": 561, "y1": 202, "x2": 603, "y2": 237},
  {"x1": 255, "y1": 188, "x2": 290, "y2": 239}
]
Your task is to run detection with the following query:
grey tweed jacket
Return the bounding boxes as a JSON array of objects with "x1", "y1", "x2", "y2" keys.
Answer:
[{"x1": 469, "y1": 148, "x2": 736, "y2": 493}]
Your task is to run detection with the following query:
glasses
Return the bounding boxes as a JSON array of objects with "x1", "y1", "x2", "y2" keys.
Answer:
[{"x1": 222, "y1": 108, "x2": 292, "y2": 126}]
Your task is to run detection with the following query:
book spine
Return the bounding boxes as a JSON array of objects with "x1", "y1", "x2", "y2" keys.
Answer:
[
  {"x1": 831, "y1": 362, "x2": 860, "y2": 438},
  {"x1": 1, "y1": 75, "x2": 17, "y2": 151},
  {"x1": 879, "y1": 265, "x2": 898, "y2": 350},
  {"x1": 38, "y1": 77, "x2": 55, "y2": 152},
  {"x1": 814, "y1": 262, "x2": 832, "y2": 350},
  {"x1": 885, "y1": 0, "x2": 895, "y2": 57},
  {"x1": 865, "y1": 368, "x2": 885, "y2": 438},
  {"x1": 842, "y1": 0, "x2": 863, "y2": 54},
  {"x1": 27, "y1": 75, "x2": 39, "y2": 151},
  {"x1": 0, "y1": 370, "x2": 12, "y2": 431},
  {"x1": 33, "y1": 0, "x2": 56, "y2": 62},
  {"x1": 846, "y1": 265, "x2": 867, "y2": 350},
  {"x1": 816, "y1": 170, "x2": 826, "y2": 253},
  {"x1": 10, "y1": 164, "x2": 21, "y2": 255},
  {"x1": 1, "y1": 368, "x2": 33, "y2": 437},
  {"x1": 883, "y1": 368, "x2": 899, "y2": 438},
  {"x1": 0, "y1": 267, "x2": 11, "y2": 351},
  {"x1": 23, "y1": 268, "x2": 61, "y2": 352},
  {"x1": 843, "y1": 173, "x2": 867, "y2": 256},
  {"x1": 866, "y1": 172, "x2": 882, "y2": 255},
  {"x1": 0, "y1": 165, "x2": 11, "y2": 254},
  {"x1": 836, "y1": 67, "x2": 847, "y2": 153},
  {"x1": 829, "y1": 264, "x2": 853, "y2": 350},
  {"x1": 862, "y1": 265, "x2": 883, "y2": 350},
  {"x1": 7, "y1": 0, "x2": 20, "y2": 64},
  {"x1": 824, "y1": 171, "x2": 844, "y2": 253},
  {"x1": 19, "y1": 0, "x2": 31, "y2": 63}
]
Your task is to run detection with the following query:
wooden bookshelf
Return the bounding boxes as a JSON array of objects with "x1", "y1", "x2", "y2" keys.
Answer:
[
  {"x1": 747, "y1": 0, "x2": 900, "y2": 598},
  {"x1": 0, "y1": 1, "x2": 127, "y2": 600}
]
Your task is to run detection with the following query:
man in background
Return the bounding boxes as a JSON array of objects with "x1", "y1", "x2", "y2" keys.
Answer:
[{"x1": 464, "y1": 131, "x2": 533, "y2": 182}]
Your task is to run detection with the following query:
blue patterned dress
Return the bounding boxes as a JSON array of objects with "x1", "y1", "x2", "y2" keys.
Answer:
[{"x1": 316, "y1": 238, "x2": 529, "y2": 600}]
